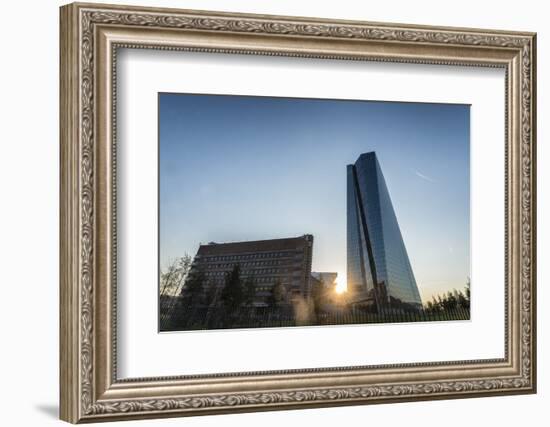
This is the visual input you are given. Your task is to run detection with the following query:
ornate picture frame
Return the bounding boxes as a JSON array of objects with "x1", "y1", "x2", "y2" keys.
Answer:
[{"x1": 60, "y1": 2, "x2": 536, "y2": 423}]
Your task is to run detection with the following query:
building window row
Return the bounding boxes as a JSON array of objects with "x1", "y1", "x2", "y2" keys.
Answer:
[
  {"x1": 205, "y1": 260, "x2": 287, "y2": 269},
  {"x1": 205, "y1": 268, "x2": 287, "y2": 277},
  {"x1": 203, "y1": 273, "x2": 286, "y2": 284},
  {"x1": 203, "y1": 251, "x2": 300, "y2": 262}
]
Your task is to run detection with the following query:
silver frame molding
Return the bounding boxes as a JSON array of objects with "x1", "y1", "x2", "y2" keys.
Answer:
[{"x1": 60, "y1": 2, "x2": 537, "y2": 423}]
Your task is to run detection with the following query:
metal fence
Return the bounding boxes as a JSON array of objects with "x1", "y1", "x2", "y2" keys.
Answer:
[{"x1": 160, "y1": 301, "x2": 470, "y2": 331}]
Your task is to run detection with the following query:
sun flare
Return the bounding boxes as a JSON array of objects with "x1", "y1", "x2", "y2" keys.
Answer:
[{"x1": 334, "y1": 275, "x2": 347, "y2": 294}]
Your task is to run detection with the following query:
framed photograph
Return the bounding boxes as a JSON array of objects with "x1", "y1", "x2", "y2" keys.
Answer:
[{"x1": 60, "y1": 2, "x2": 537, "y2": 423}]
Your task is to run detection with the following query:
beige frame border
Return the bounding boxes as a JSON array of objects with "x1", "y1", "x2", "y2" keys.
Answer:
[{"x1": 60, "y1": 2, "x2": 536, "y2": 423}]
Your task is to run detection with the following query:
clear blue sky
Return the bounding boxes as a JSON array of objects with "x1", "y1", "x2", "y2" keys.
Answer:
[{"x1": 159, "y1": 93, "x2": 470, "y2": 302}]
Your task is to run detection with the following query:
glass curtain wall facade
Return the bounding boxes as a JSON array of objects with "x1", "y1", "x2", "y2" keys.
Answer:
[{"x1": 347, "y1": 152, "x2": 422, "y2": 311}]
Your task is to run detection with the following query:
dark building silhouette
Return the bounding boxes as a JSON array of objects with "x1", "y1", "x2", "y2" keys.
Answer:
[
  {"x1": 347, "y1": 152, "x2": 422, "y2": 311},
  {"x1": 311, "y1": 272, "x2": 338, "y2": 290},
  {"x1": 189, "y1": 235, "x2": 314, "y2": 307}
]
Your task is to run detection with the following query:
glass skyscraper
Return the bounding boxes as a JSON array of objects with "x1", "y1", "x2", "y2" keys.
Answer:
[{"x1": 347, "y1": 152, "x2": 422, "y2": 311}]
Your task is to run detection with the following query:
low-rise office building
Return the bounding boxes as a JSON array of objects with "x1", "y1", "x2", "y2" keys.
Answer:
[{"x1": 189, "y1": 235, "x2": 314, "y2": 307}]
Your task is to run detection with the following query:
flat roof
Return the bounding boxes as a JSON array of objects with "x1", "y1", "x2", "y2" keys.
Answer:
[{"x1": 197, "y1": 235, "x2": 313, "y2": 256}]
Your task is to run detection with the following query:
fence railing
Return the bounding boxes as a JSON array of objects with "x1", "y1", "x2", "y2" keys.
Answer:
[{"x1": 160, "y1": 300, "x2": 470, "y2": 331}]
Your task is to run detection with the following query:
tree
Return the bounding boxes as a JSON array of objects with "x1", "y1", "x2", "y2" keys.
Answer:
[
  {"x1": 444, "y1": 291, "x2": 458, "y2": 311},
  {"x1": 456, "y1": 289, "x2": 468, "y2": 310},
  {"x1": 160, "y1": 254, "x2": 192, "y2": 297},
  {"x1": 243, "y1": 276, "x2": 257, "y2": 306},
  {"x1": 181, "y1": 269, "x2": 206, "y2": 307},
  {"x1": 159, "y1": 255, "x2": 192, "y2": 330},
  {"x1": 464, "y1": 279, "x2": 471, "y2": 309},
  {"x1": 267, "y1": 280, "x2": 287, "y2": 308},
  {"x1": 221, "y1": 265, "x2": 244, "y2": 314},
  {"x1": 425, "y1": 300, "x2": 435, "y2": 313},
  {"x1": 311, "y1": 278, "x2": 325, "y2": 319},
  {"x1": 423, "y1": 278, "x2": 471, "y2": 315}
]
